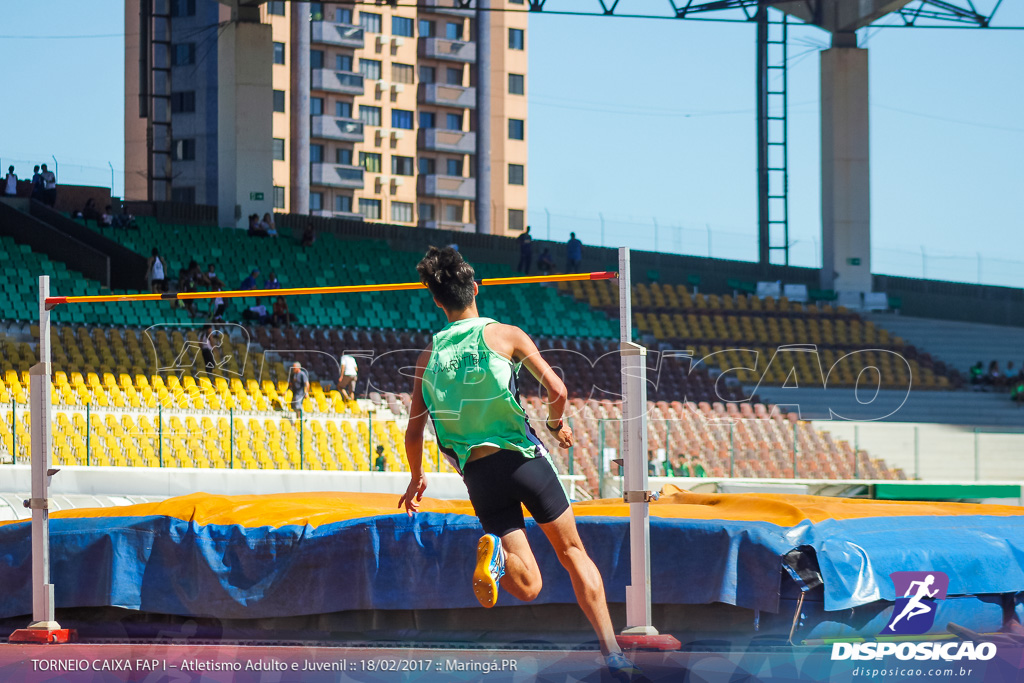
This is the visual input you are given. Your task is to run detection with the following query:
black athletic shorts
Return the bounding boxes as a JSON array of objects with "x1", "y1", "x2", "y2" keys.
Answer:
[{"x1": 462, "y1": 449, "x2": 571, "y2": 537}]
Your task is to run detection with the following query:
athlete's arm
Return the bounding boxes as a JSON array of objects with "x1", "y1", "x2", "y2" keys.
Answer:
[
  {"x1": 399, "y1": 347, "x2": 432, "y2": 516},
  {"x1": 504, "y1": 326, "x2": 574, "y2": 450}
]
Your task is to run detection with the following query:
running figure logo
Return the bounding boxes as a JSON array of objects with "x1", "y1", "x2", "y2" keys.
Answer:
[{"x1": 884, "y1": 571, "x2": 949, "y2": 635}]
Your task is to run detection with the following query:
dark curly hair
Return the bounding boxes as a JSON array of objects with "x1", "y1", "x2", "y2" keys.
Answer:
[{"x1": 416, "y1": 246, "x2": 476, "y2": 311}]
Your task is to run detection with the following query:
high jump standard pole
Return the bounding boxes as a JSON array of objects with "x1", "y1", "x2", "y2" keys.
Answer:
[
  {"x1": 10, "y1": 275, "x2": 73, "y2": 643},
  {"x1": 615, "y1": 247, "x2": 680, "y2": 651}
]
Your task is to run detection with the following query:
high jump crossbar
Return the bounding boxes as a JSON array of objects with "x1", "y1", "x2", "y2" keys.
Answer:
[{"x1": 44, "y1": 271, "x2": 617, "y2": 307}]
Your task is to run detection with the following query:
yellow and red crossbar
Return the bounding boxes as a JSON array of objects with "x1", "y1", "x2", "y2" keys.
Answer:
[{"x1": 44, "y1": 271, "x2": 617, "y2": 307}]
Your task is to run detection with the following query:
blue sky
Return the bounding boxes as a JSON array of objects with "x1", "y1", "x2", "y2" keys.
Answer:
[{"x1": 1, "y1": 1, "x2": 1022, "y2": 287}]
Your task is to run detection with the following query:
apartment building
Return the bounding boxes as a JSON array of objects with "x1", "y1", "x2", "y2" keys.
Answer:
[{"x1": 125, "y1": 0, "x2": 528, "y2": 235}]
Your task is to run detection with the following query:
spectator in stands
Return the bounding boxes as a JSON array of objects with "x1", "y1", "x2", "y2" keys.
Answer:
[
  {"x1": 264, "y1": 271, "x2": 281, "y2": 289},
  {"x1": 209, "y1": 281, "x2": 227, "y2": 322},
  {"x1": 242, "y1": 299, "x2": 270, "y2": 324},
  {"x1": 186, "y1": 260, "x2": 208, "y2": 287},
  {"x1": 39, "y1": 163, "x2": 56, "y2": 207},
  {"x1": 288, "y1": 362, "x2": 309, "y2": 419},
  {"x1": 985, "y1": 361, "x2": 1001, "y2": 389},
  {"x1": 969, "y1": 362, "x2": 984, "y2": 387},
  {"x1": 82, "y1": 198, "x2": 101, "y2": 225},
  {"x1": 537, "y1": 248, "x2": 555, "y2": 276},
  {"x1": 248, "y1": 214, "x2": 267, "y2": 237},
  {"x1": 147, "y1": 248, "x2": 167, "y2": 293},
  {"x1": 260, "y1": 212, "x2": 278, "y2": 237},
  {"x1": 338, "y1": 353, "x2": 358, "y2": 400},
  {"x1": 516, "y1": 225, "x2": 533, "y2": 274},
  {"x1": 687, "y1": 455, "x2": 707, "y2": 477},
  {"x1": 4, "y1": 166, "x2": 17, "y2": 196},
  {"x1": 301, "y1": 224, "x2": 317, "y2": 247},
  {"x1": 240, "y1": 269, "x2": 259, "y2": 290},
  {"x1": 177, "y1": 267, "x2": 199, "y2": 317},
  {"x1": 100, "y1": 205, "x2": 114, "y2": 227},
  {"x1": 375, "y1": 445, "x2": 387, "y2": 472},
  {"x1": 30, "y1": 165, "x2": 43, "y2": 202},
  {"x1": 566, "y1": 232, "x2": 583, "y2": 273},
  {"x1": 1012, "y1": 377, "x2": 1024, "y2": 407},
  {"x1": 666, "y1": 453, "x2": 685, "y2": 477},
  {"x1": 647, "y1": 450, "x2": 662, "y2": 477},
  {"x1": 271, "y1": 296, "x2": 294, "y2": 327},
  {"x1": 206, "y1": 263, "x2": 218, "y2": 283},
  {"x1": 199, "y1": 325, "x2": 218, "y2": 375}
]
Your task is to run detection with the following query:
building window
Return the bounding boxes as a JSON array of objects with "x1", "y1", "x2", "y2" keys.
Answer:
[
  {"x1": 311, "y1": 97, "x2": 323, "y2": 116},
  {"x1": 336, "y1": 54, "x2": 353, "y2": 72},
  {"x1": 509, "y1": 28, "x2": 524, "y2": 50},
  {"x1": 392, "y1": 63, "x2": 414, "y2": 84},
  {"x1": 419, "y1": 157, "x2": 435, "y2": 175},
  {"x1": 360, "y1": 152, "x2": 382, "y2": 173},
  {"x1": 273, "y1": 90, "x2": 286, "y2": 112},
  {"x1": 359, "y1": 105, "x2": 381, "y2": 127},
  {"x1": 392, "y1": 109, "x2": 413, "y2": 129},
  {"x1": 310, "y1": 2, "x2": 324, "y2": 20},
  {"x1": 335, "y1": 194, "x2": 352, "y2": 212},
  {"x1": 509, "y1": 73, "x2": 524, "y2": 95},
  {"x1": 419, "y1": 19, "x2": 434, "y2": 37},
  {"x1": 508, "y1": 209, "x2": 525, "y2": 231},
  {"x1": 392, "y1": 155, "x2": 414, "y2": 176},
  {"x1": 419, "y1": 202, "x2": 435, "y2": 220},
  {"x1": 391, "y1": 201, "x2": 413, "y2": 222},
  {"x1": 444, "y1": 204, "x2": 461, "y2": 222},
  {"x1": 311, "y1": 50, "x2": 324, "y2": 69},
  {"x1": 170, "y1": 0, "x2": 196, "y2": 18},
  {"x1": 273, "y1": 42, "x2": 285, "y2": 65},
  {"x1": 446, "y1": 158, "x2": 462, "y2": 177},
  {"x1": 360, "y1": 12, "x2": 381, "y2": 33},
  {"x1": 310, "y1": 192, "x2": 323, "y2": 211},
  {"x1": 508, "y1": 118, "x2": 524, "y2": 140},
  {"x1": 170, "y1": 90, "x2": 195, "y2": 113},
  {"x1": 508, "y1": 163, "x2": 524, "y2": 185},
  {"x1": 336, "y1": 148, "x2": 353, "y2": 165},
  {"x1": 445, "y1": 21, "x2": 463, "y2": 40},
  {"x1": 446, "y1": 67, "x2": 462, "y2": 86},
  {"x1": 359, "y1": 58, "x2": 381, "y2": 81},
  {"x1": 172, "y1": 43, "x2": 195, "y2": 66},
  {"x1": 336, "y1": 101, "x2": 352, "y2": 118},
  {"x1": 310, "y1": 144, "x2": 324, "y2": 163},
  {"x1": 509, "y1": 0, "x2": 524, "y2": 4},
  {"x1": 359, "y1": 198, "x2": 381, "y2": 219},
  {"x1": 267, "y1": 1, "x2": 285, "y2": 16},
  {"x1": 171, "y1": 186, "x2": 195, "y2": 203},
  {"x1": 172, "y1": 138, "x2": 195, "y2": 161},
  {"x1": 445, "y1": 113, "x2": 462, "y2": 131},
  {"x1": 392, "y1": 16, "x2": 414, "y2": 37},
  {"x1": 419, "y1": 111, "x2": 435, "y2": 129},
  {"x1": 272, "y1": 138, "x2": 285, "y2": 161},
  {"x1": 419, "y1": 66, "x2": 435, "y2": 83},
  {"x1": 335, "y1": 7, "x2": 352, "y2": 23},
  {"x1": 273, "y1": 186, "x2": 285, "y2": 209}
]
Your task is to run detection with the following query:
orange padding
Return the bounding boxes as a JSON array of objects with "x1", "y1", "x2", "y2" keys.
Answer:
[{"x1": 5, "y1": 486, "x2": 1022, "y2": 531}]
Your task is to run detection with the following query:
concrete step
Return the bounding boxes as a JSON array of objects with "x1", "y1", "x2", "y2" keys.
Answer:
[{"x1": 867, "y1": 314, "x2": 1024, "y2": 375}]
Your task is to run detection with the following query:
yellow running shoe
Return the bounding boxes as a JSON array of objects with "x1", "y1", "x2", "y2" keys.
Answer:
[{"x1": 473, "y1": 533, "x2": 506, "y2": 608}]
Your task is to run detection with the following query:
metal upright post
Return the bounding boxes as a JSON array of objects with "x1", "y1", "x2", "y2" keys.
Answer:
[
  {"x1": 10, "y1": 276, "x2": 72, "y2": 643},
  {"x1": 617, "y1": 246, "x2": 670, "y2": 647},
  {"x1": 229, "y1": 408, "x2": 234, "y2": 469},
  {"x1": 85, "y1": 403, "x2": 90, "y2": 467}
]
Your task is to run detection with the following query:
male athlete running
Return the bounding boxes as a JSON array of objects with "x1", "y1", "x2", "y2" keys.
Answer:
[{"x1": 399, "y1": 246, "x2": 641, "y2": 680}]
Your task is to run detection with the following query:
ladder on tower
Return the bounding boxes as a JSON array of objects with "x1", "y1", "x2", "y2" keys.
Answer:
[
  {"x1": 756, "y1": 3, "x2": 790, "y2": 268},
  {"x1": 148, "y1": 0, "x2": 174, "y2": 201}
]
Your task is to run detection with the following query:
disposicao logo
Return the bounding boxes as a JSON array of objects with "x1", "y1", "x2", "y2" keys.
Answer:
[
  {"x1": 831, "y1": 570, "x2": 997, "y2": 662},
  {"x1": 884, "y1": 571, "x2": 949, "y2": 635}
]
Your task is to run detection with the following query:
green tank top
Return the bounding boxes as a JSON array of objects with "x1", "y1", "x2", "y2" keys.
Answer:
[{"x1": 422, "y1": 317, "x2": 546, "y2": 474}]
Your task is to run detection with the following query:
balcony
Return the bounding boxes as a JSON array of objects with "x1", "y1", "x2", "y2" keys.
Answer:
[
  {"x1": 312, "y1": 163, "x2": 364, "y2": 189},
  {"x1": 418, "y1": 174, "x2": 476, "y2": 201},
  {"x1": 420, "y1": 220, "x2": 477, "y2": 232},
  {"x1": 421, "y1": 0, "x2": 475, "y2": 16},
  {"x1": 312, "y1": 116, "x2": 364, "y2": 142},
  {"x1": 418, "y1": 37, "x2": 476, "y2": 63},
  {"x1": 418, "y1": 128, "x2": 476, "y2": 155},
  {"x1": 419, "y1": 83, "x2": 476, "y2": 109},
  {"x1": 311, "y1": 69, "x2": 364, "y2": 96},
  {"x1": 311, "y1": 22, "x2": 364, "y2": 49}
]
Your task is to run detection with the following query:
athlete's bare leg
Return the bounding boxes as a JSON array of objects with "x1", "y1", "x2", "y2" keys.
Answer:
[
  {"x1": 539, "y1": 507, "x2": 620, "y2": 656},
  {"x1": 497, "y1": 529, "x2": 543, "y2": 602}
]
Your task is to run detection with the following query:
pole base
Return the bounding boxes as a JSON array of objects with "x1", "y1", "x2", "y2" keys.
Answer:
[
  {"x1": 616, "y1": 633, "x2": 682, "y2": 651},
  {"x1": 9, "y1": 626, "x2": 76, "y2": 644}
]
